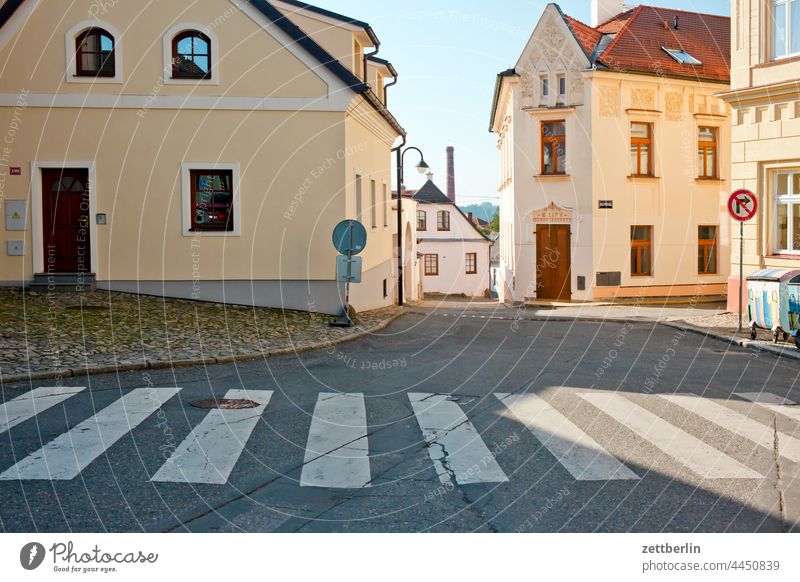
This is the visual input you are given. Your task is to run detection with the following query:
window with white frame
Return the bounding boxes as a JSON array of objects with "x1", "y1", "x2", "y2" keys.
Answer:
[
  {"x1": 775, "y1": 171, "x2": 800, "y2": 253},
  {"x1": 772, "y1": 0, "x2": 800, "y2": 60}
]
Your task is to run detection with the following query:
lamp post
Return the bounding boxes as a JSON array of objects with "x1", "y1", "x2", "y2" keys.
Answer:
[{"x1": 396, "y1": 146, "x2": 429, "y2": 306}]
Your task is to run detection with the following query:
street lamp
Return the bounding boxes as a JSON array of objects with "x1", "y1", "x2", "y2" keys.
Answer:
[{"x1": 396, "y1": 146, "x2": 429, "y2": 306}]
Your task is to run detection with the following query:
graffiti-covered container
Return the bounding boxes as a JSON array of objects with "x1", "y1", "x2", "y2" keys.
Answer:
[{"x1": 746, "y1": 269, "x2": 800, "y2": 344}]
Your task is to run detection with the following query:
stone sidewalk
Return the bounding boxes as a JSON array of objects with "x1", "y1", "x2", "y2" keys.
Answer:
[
  {"x1": 666, "y1": 311, "x2": 800, "y2": 361},
  {"x1": 0, "y1": 289, "x2": 401, "y2": 382}
]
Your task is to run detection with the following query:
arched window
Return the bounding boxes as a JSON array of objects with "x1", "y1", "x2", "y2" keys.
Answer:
[
  {"x1": 172, "y1": 31, "x2": 211, "y2": 79},
  {"x1": 76, "y1": 28, "x2": 115, "y2": 77}
]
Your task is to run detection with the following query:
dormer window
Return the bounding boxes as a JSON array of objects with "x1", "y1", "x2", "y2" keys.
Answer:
[
  {"x1": 76, "y1": 28, "x2": 115, "y2": 77},
  {"x1": 662, "y1": 47, "x2": 702, "y2": 65},
  {"x1": 172, "y1": 31, "x2": 211, "y2": 79}
]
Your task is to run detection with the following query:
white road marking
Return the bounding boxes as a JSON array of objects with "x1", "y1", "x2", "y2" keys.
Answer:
[
  {"x1": 300, "y1": 393, "x2": 371, "y2": 489},
  {"x1": 736, "y1": 392, "x2": 800, "y2": 423},
  {"x1": 0, "y1": 387, "x2": 86, "y2": 435},
  {"x1": 497, "y1": 393, "x2": 639, "y2": 480},
  {"x1": 0, "y1": 388, "x2": 181, "y2": 481},
  {"x1": 151, "y1": 390, "x2": 272, "y2": 485},
  {"x1": 580, "y1": 393, "x2": 762, "y2": 479},
  {"x1": 409, "y1": 393, "x2": 509, "y2": 485},
  {"x1": 660, "y1": 393, "x2": 800, "y2": 463}
]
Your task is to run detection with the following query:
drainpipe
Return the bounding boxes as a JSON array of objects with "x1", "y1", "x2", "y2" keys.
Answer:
[
  {"x1": 363, "y1": 27, "x2": 380, "y2": 82},
  {"x1": 383, "y1": 65, "x2": 398, "y2": 106},
  {"x1": 392, "y1": 135, "x2": 407, "y2": 306}
]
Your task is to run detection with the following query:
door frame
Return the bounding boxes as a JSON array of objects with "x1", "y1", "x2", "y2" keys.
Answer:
[
  {"x1": 31, "y1": 161, "x2": 97, "y2": 275},
  {"x1": 535, "y1": 223, "x2": 572, "y2": 301}
]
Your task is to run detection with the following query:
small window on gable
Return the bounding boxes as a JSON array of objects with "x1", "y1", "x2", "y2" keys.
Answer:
[
  {"x1": 76, "y1": 28, "x2": 115, "y2": 77},
  {"x1": 173, "y1": 31, "x2": 211, "y2": 79},
  {"x1": 662, "y1": 47, "x2": 703, "y2": 65}
]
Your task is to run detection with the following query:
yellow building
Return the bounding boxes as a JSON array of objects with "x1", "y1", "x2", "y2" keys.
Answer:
[
  {"x1": 490, "y1": 2, "x2": 732, "y2": 303},
  {"x1": 718, "y1": 0, "x2": 800, "y2": 312},
  {"x1": 0, "y1": 0, "x2": 404, "y2": 314}
]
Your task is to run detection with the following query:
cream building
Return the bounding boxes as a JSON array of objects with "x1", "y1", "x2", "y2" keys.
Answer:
[
  {"x1": 409, "y1": 176, "x2": 492, "y2": 298},
  {"x1": 490, "y1": 2, "x2": 732, "y2": 303},
  {"x1": 0, "y1": 0, "x2": 404, "y2": 315},
  {"x1": 719, "y1": 0, "x2": 800, "y2": 312}
]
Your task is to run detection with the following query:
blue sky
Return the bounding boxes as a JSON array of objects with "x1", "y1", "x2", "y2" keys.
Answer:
[{"x1": 317, "y1": 1, "x2": 731, "y2": 204}]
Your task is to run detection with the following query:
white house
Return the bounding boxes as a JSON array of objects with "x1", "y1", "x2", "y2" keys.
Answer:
[{"x1": 411, "y1": 176, "x2": 492, "y2": 297}]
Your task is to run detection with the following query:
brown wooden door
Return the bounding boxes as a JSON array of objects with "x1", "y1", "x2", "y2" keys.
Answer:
[
  {"x1": 536, "y1": 224, "x2": 571, "y2": 301},
  {"x1": 41, "y1": 169, "x2": 91, "y2": 273}
]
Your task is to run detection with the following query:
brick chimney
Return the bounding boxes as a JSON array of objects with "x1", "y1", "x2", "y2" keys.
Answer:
[{"x1": 446, "y1": 146, "x2": 456, "y2": 204}]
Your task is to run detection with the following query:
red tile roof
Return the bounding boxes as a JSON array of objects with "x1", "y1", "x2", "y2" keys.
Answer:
[
  {"x1": 564, "y1": 5, "x2": 730, "y2": 83},
  {"x1": 563, "y1": 14, "x2": 603, "y2": 58}
]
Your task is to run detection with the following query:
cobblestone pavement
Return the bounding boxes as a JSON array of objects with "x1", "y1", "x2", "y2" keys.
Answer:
[
  {"x1": 0, "y1": 289, "x2": 400, "y2": 380},
  {"x1": 678, "y1": 311, "x2": 800, "y2": 353}
]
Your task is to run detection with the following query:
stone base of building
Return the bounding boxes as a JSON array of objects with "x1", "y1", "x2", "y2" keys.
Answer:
[{"x1": 592, "y1": 283, "x2": 728, "y2": 301}]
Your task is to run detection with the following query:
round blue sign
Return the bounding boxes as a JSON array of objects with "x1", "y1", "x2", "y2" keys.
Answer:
[{"x1": 332, "y1": 220, "x2": 368, "y2": 256}]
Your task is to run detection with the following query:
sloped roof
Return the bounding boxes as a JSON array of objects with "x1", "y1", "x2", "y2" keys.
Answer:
[
  {"x1": 0, "y1": 0, "x2": 405, "y2": 136},
  {"x1": 412, "y1": 180, "x2": 451, "y2": 205},
  {"x1": 570, "y1": 5, "x2": 730, "y2": 83}
]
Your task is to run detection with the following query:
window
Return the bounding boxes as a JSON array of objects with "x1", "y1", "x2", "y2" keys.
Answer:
[
  {"x1": 631, "y1": 226, "x2": 653, "y2": 276},
  {"x1": 417, "y1": 210, "x2": 427, "y2": 231},
  {"x1": 541, "y1": 76, "x2": 549, "y2": 99},
  {"x1": 355, "y1": 175, "x2": 362, "y2": 222},
  {"x1": 424, "y1": 254, "x2": 439, "y2": 276},
  {"x1": 630, "y1": 122, "x2": 653, "y2": 176},
  {"x1": 370, "y1": 179, "x2": 377, "y2": 229},
  {"x1": 190, "y1": 170, "x2": 234, "y2": 232},
  {"x1": 698, "y1": 226, "x2": 718, "y2": 274},
  {"x1": 383, "y1": 184, "x2": 389, "y2": 227},
  {"x1": 557, "y1": 74, "x2": 566, "y2": 99},
  {"x1": 173, "y1": 30, "x2": 211, "y2": 79},
  {"x1": 698, "y1": 127, "x2": 718, "y2": 179},
  {"x1": 465, "y1": 253, "x2": 477, "y2": 275},
  {"x1": 76, "y1": 28, "x2": 115, "y2": 77},
  {"x1": 541, "y1": 121, "x2": 566, "y2": 175},
  {"x1": 772, "y1": 0, "x2": 800, "y2": 59},
  {"x1": 662, "y1": 47, "x2": 703, "y2": 65},
  {"x1": 437, "y1": 210, "x2": 451, "y2": 231},
  {"x1": 775, "y1": 171, "x2": 800, "y2": 253}
]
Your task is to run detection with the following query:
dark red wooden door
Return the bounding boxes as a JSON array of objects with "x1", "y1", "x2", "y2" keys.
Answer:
[
  {"x1": 41, "y1": 169, "x2": 91, "y2": 273},
  {"x1": 536, "y1": 225, "x2": 571, "y2": 301}
]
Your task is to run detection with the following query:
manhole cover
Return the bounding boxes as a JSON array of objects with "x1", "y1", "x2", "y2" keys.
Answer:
[{"x1": 190, "y1": 399, "x2": 260, "y2": 410}]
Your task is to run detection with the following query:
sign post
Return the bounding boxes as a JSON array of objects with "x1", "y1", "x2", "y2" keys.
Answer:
[
  {"x1": 728, "y1": 189, "x2": 758, "y2": 334},
  {"x1": 331, "y1": 220, "x2": 367, "y2": 328}
]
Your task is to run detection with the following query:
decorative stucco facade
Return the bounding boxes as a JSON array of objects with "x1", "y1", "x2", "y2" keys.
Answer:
[{"x1": 491, "y1": 3, "x2": 732, "y2": 304}]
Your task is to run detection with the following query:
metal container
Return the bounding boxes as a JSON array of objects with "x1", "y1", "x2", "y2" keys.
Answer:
[{"x1": 746, "y1": 269, "x2": 800, "y2": 347}]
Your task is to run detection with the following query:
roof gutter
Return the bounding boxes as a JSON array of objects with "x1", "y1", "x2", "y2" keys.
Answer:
[{"x1": 489, "y1": 69, "x2": 518, "y2": 132}]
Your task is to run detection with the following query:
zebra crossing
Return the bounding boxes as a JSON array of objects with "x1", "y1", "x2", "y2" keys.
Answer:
[{"x1": 1, "y1": 386, "x2": 800, "y2": 488}]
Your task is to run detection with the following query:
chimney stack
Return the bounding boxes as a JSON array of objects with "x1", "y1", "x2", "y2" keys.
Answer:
[
  {"x1": 591, "y1": 0, "x2": 629, "y2": 27},
  {"x1": 446, "y1": 146, "x2": 456, "y2": 204}
]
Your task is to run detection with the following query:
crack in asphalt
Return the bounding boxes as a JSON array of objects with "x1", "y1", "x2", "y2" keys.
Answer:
[{"x1": 772, "y1": 416, "x2": 787, "y2": 533}]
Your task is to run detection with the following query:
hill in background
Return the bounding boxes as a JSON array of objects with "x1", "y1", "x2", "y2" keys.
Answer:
[{"x1": 458, "y1": 202, "x2": 498, "y2": 222}]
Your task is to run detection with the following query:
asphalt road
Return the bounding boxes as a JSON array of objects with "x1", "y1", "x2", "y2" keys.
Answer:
[{"x1": 1, "y1": 308, "x2": 799, "y2": 533}]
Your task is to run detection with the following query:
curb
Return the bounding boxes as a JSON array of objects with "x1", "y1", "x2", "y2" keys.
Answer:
[
  {"x1": 0, "y1": 310, "x2": 406, "y2": 386},
  {"x1": 660, "y1": 320, "x2": 800, "y2": 362}
]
